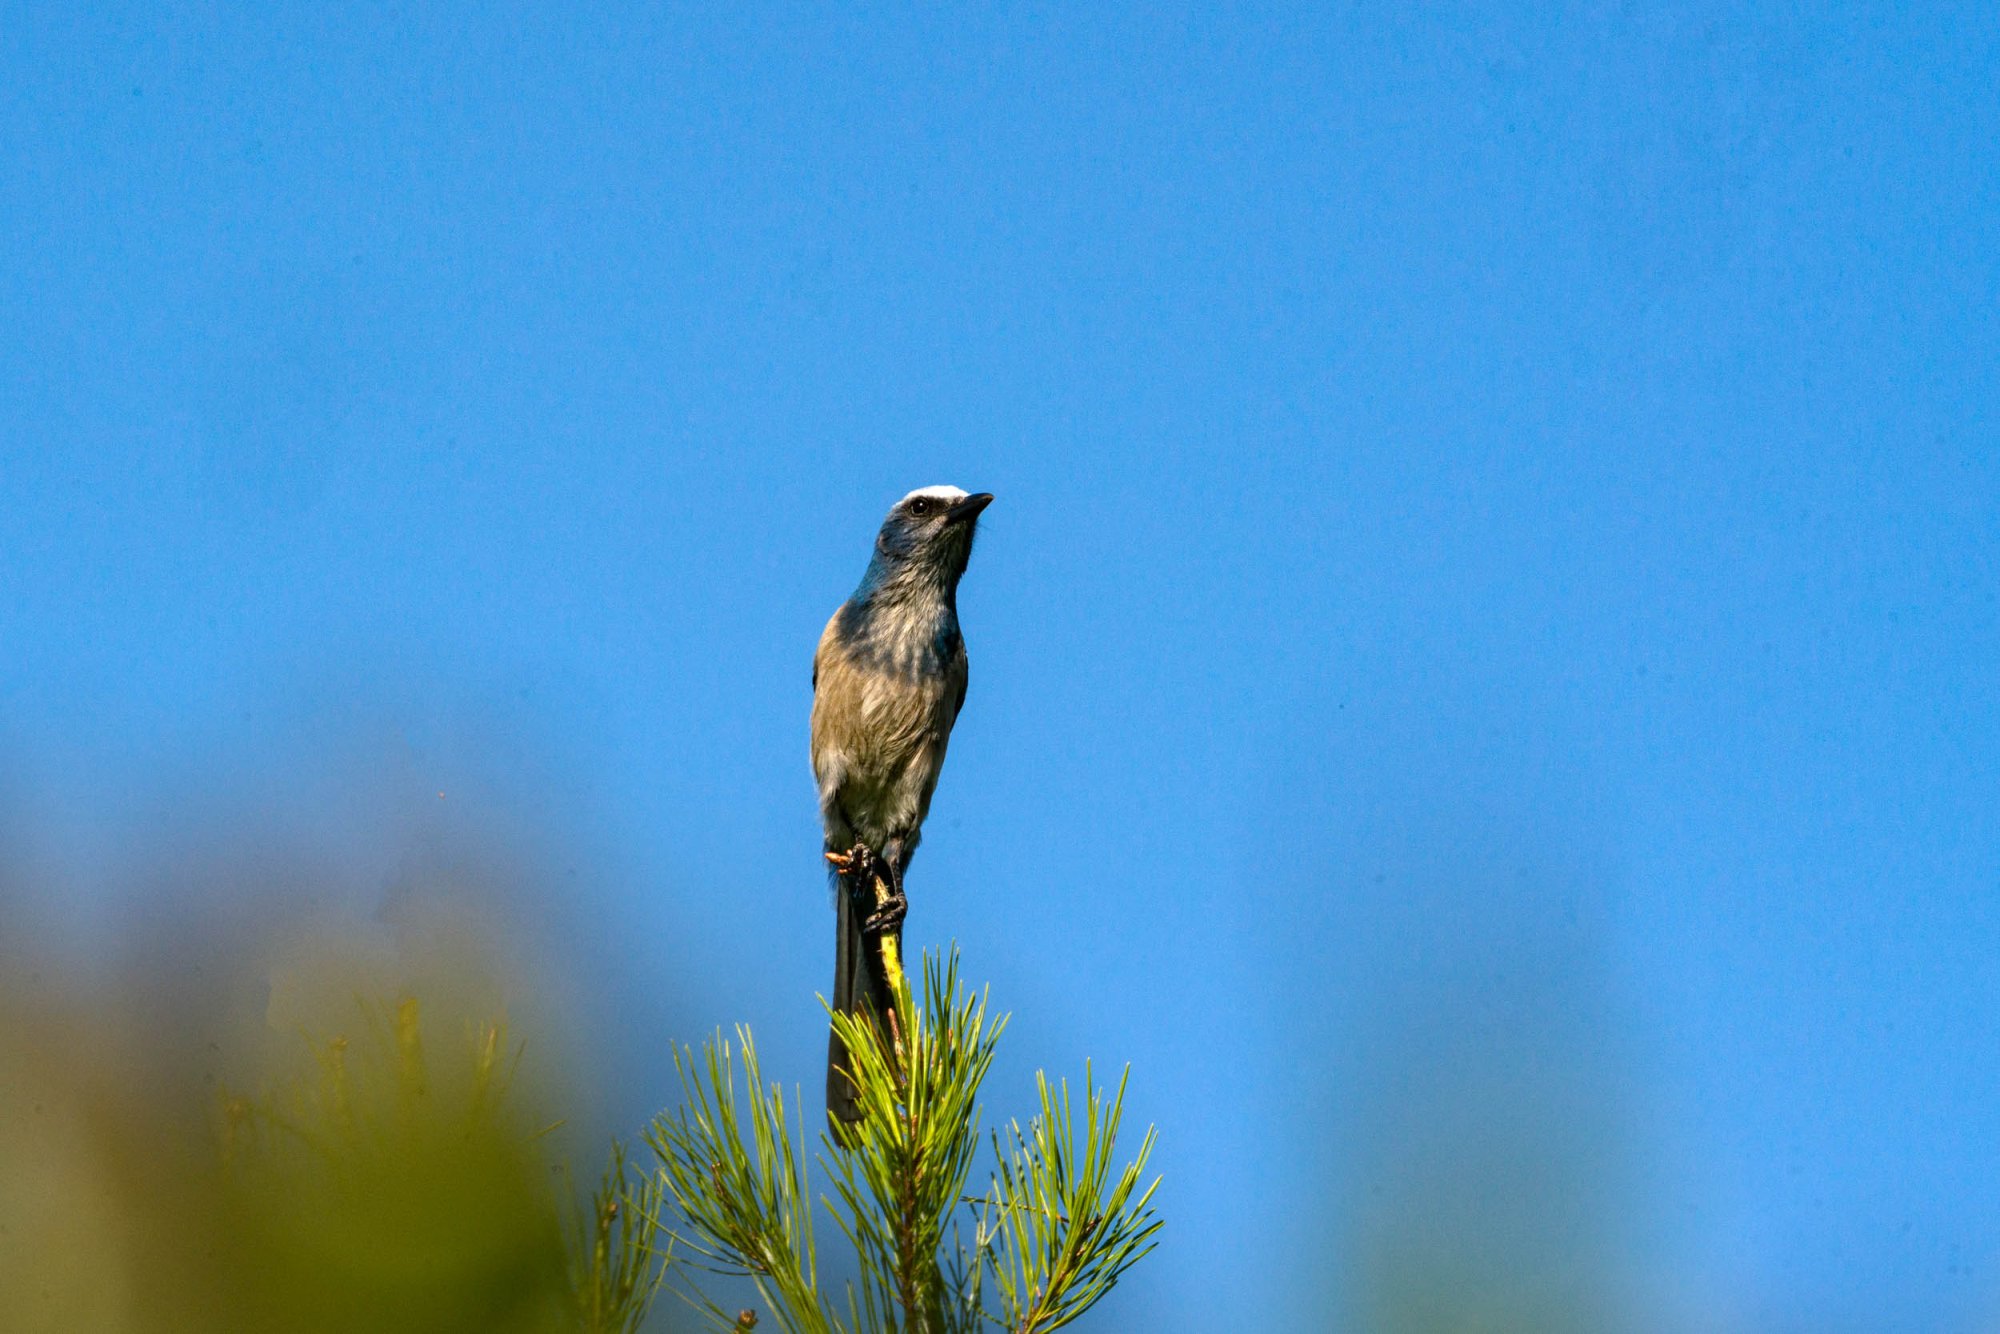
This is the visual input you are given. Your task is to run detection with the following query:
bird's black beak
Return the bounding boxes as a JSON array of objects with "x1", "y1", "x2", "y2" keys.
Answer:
[{"x1": 946, "y1": 492, "x2": 994, "y2": 524}]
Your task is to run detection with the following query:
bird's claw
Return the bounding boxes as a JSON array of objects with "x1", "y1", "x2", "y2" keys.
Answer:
[{"x1": 861, "y1": 892, "x2": 907, "y2": 936}]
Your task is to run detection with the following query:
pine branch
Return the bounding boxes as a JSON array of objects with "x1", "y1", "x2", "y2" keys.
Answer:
[
  {"x1": 566, "y1": 1138, "x2": 672, "y2": 1334},
  {"x1": 984, "y1": 1066, "x2": 1163, "y2": 1333},
  {"x1": 825, "y1": 954, "x2": 1003, "y2": 1332},
  {"x1": 645, "y1": 950, "x2": 1162, "y2": 1334},
  {"x1": 645, "y1": 1030, "x2": 840, "y2": 1334}
]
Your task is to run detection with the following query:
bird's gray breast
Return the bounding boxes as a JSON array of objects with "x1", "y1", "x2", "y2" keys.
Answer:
[{"x1": 811, "y1": 598, "x2": 967, "y2": 848}]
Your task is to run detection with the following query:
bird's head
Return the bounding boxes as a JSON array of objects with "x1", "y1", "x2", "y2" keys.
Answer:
[{"x1": 858, "y1": 485, "x2": 993, "y2": 600}]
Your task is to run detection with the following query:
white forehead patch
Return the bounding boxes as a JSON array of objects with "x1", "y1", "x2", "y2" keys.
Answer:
[{"x1": 901, "y1": 485, "x2": 969, "y2": 504}]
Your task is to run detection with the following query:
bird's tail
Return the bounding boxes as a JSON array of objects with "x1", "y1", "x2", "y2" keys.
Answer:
[{"x1": 827, "y1": 877, "x2": 894, "y2": 1126}]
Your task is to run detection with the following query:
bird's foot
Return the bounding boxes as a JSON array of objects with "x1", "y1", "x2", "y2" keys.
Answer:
[
  {"x1": 828, "y1": 842, "x2": 902, "y2": 932},
  {"x1": 826, "y1": 842, "x2": 881, "y2": 881},
  {"x1": 861, "y1": 891, "x2": 907, "y2": 936}
]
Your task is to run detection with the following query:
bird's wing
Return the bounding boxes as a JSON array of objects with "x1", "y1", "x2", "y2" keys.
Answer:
[
  {"x1": 813, "y1": 602, "x2": 848, "y2": 696},
  {"x1": 948, "y1": 637, "x2": 969, "y2": 724},
  {"x1": 810, "y1": 609, "x2": 847, "y2": 779}
]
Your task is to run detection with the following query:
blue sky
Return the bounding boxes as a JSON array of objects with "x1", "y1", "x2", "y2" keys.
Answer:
[{"x1": 2, "y1": 4, "x2": 1996, "y2": 1329}]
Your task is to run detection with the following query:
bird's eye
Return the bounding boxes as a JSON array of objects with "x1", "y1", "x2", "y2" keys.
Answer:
[{"x1": 908, "y1": 498, "x2": 934, "y2": 517}]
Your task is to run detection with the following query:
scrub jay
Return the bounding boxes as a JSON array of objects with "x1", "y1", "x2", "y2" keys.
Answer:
[{"x1": 812, "y1": 484, "x2": 993, "y2": 1123}]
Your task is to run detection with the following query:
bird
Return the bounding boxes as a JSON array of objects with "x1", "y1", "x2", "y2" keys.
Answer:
[{"x1": 812, "y1": 484, "x2": 993, "y2": 1124}]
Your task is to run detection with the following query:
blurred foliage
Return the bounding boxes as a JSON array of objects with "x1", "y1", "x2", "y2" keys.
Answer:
[
  {"x1": 0, "y1": 928, "x2": 665, "y2": 1334},
  {"x1": 214, "y1": 997, "x2": 574, "y2": 1333}
]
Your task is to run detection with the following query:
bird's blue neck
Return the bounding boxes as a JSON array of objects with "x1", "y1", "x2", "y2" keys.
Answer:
[{"x1": 851, "y1": 551, "x2": 958, "y2": 616}]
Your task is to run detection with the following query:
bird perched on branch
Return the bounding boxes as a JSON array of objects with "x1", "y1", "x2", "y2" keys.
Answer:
[{"x1": 813, "y1": 484, "x2": 993, "y2": 1123}]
